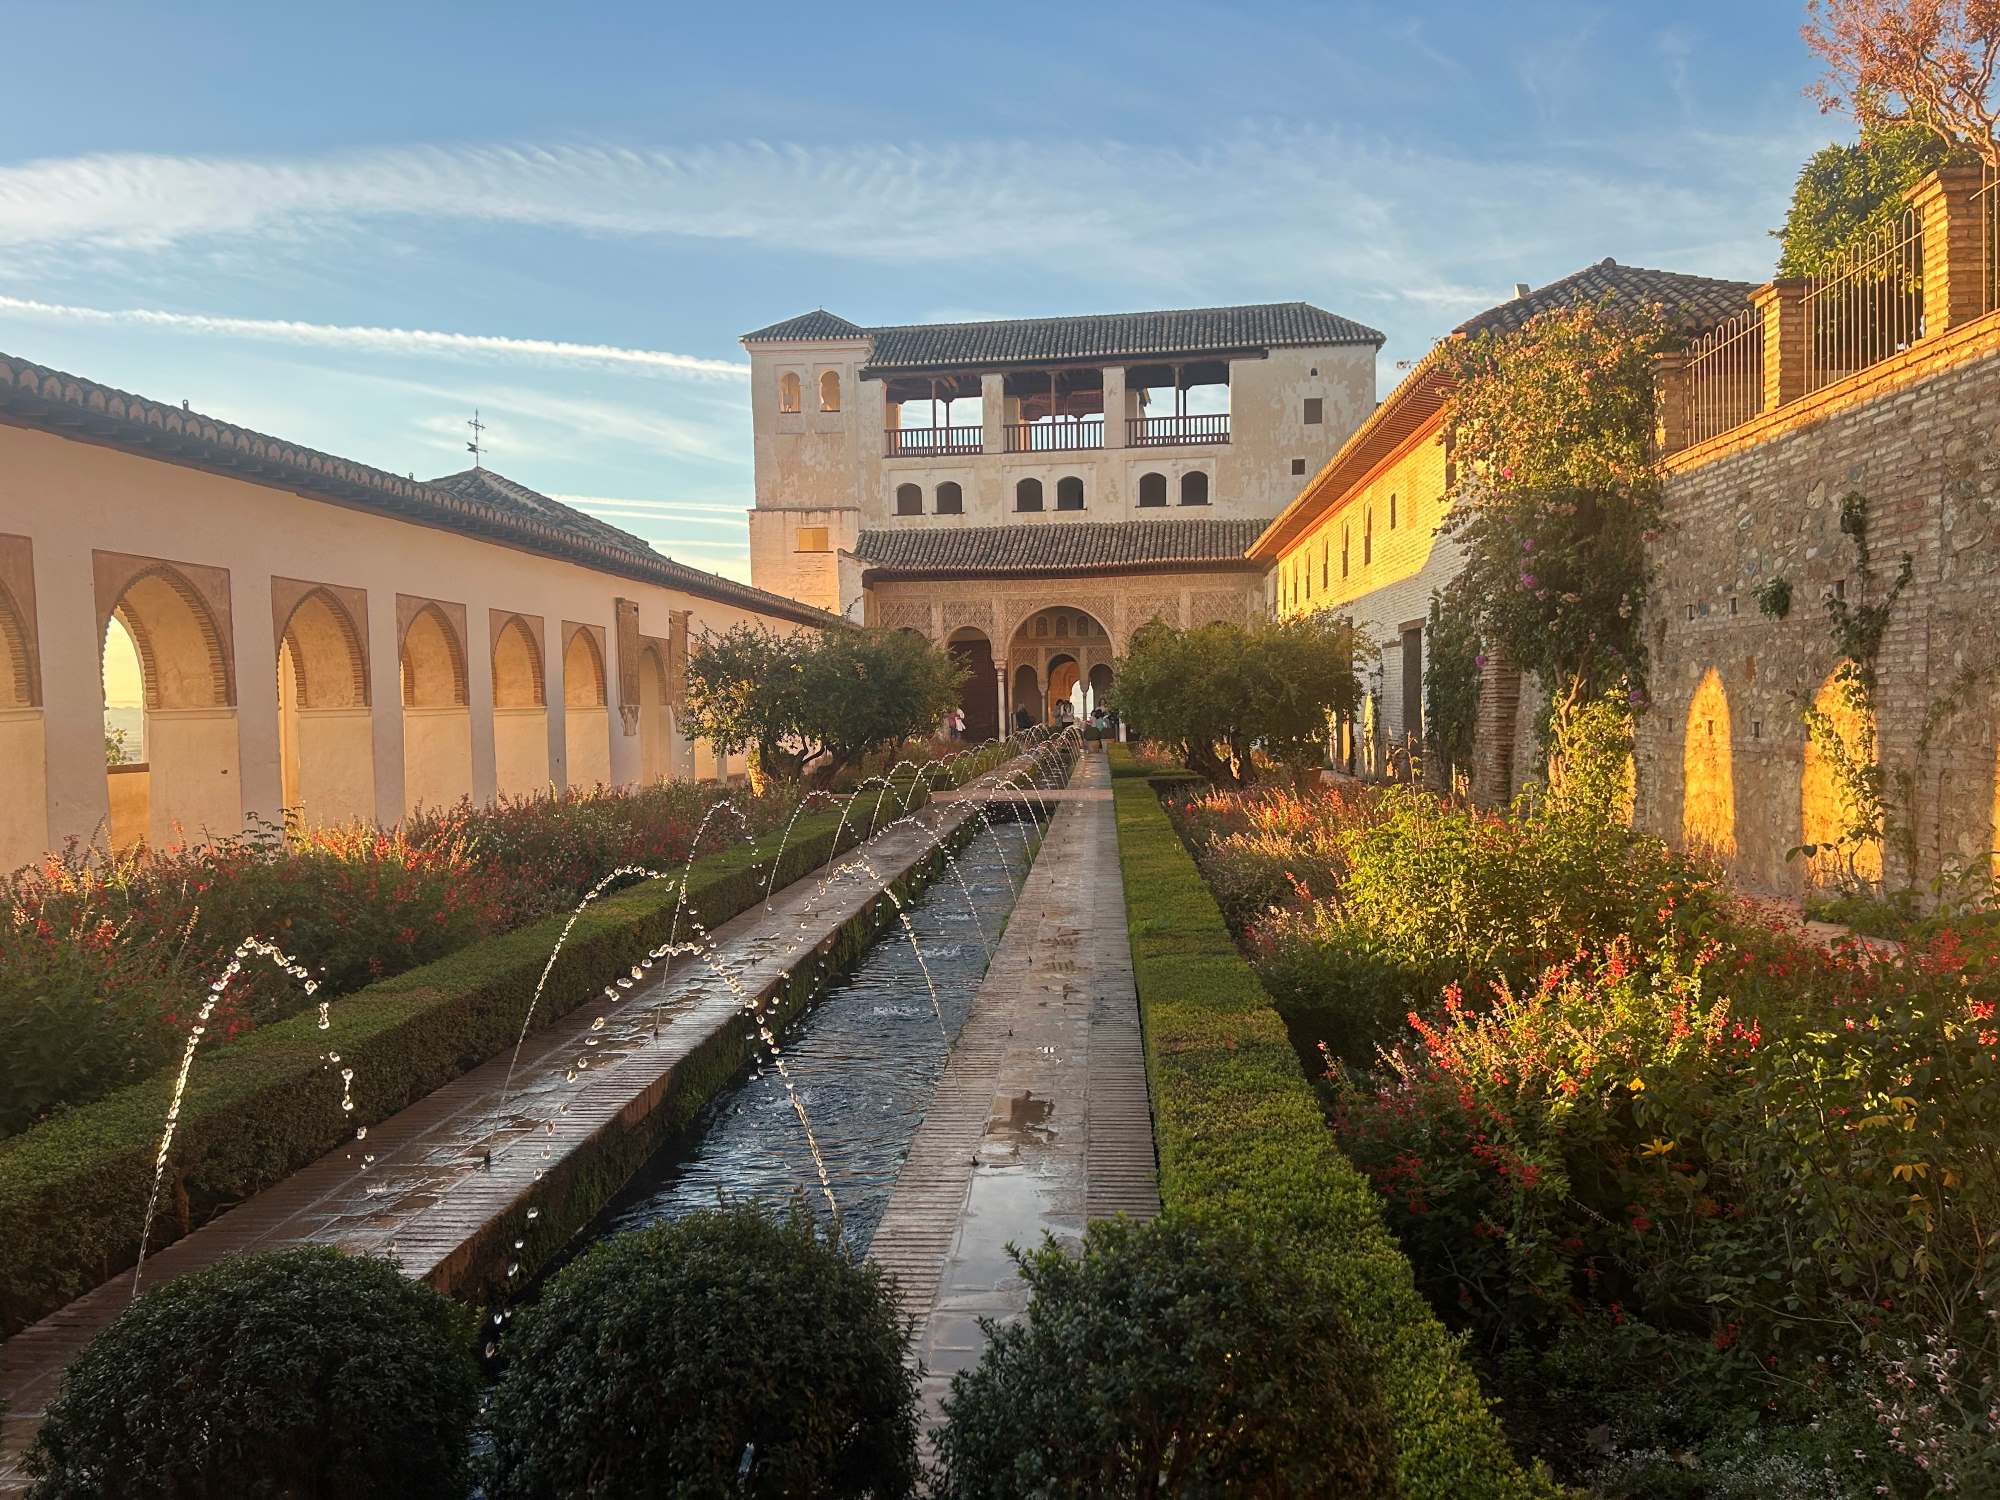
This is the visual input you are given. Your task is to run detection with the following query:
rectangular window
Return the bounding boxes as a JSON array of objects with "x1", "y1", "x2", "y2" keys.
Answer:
[
  {"x1": 1342, "y1": 525, "x2": 1349, "y2": 578},
  {"x1": 795, "y1": 526, "x2": 830, "y2": 553},
  {"x1": 1321, "y1": 539, "x2": 1328, "y2": 589},
  {"x1": 1303, "y1": 397, "x2": 1323, "y2": 425},
  {"x1": 1291, "y1": 457, "x2": 1307, "y2": 475},
  {"x1": 1389, "y1": 493, "x2": 1397, "y2": 529},
  {"x1": 1364, "y1": 509, "x2": 1372, "y2": 566}
]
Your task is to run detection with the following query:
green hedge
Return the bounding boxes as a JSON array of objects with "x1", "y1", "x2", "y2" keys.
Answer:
[
  {"x1": 0, "y1": 797, "x2": 897, "y2": 1337},
  {"x1": 1107, "y1": 747, "x2": 1559, "y2": 1500}
]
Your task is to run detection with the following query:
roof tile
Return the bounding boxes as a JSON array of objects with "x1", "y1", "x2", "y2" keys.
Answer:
[
  {"x1": 855, "y1": 517, "x2": 1268, "y2": 577},
  {"x1": 1452, "y1": 259, "x2": 1757, "y2": 338}
]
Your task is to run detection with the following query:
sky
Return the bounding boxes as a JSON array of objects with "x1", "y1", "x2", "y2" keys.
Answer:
[{"x1": 1, "y1": 1, "x2": 1848, "y2": 586}]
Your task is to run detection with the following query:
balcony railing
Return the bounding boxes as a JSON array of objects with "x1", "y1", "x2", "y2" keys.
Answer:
[
  {"x1": 885, "y1": 425, "x2": 983, "y2": 457},
  {"x1": 1006, "y1": 419, "x2": 1103, "y2": 452},
  {"x1": 1128, "y1": 414, "x2": 1230, "y2": 446},
  {"x1": 1683, "y1": 305, "x2": 1764, "y2": 446}
]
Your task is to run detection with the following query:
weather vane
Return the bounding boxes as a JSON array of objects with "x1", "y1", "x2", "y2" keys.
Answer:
[{"x1": 466, "y1": 409, "x2": 486, "y2": 468}]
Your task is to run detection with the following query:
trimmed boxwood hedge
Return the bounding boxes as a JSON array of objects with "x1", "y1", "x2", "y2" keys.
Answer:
[
  {"x1": 0, "y1": 796, "x2": 900, "y2": 1337},
  {"x1": 1107, "y1": 747, "x2": 1560, "y2": 1500}
]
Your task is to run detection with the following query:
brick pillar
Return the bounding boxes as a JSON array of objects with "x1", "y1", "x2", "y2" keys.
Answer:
[
  {"x1": 1905, "y1": 165, "x2": 1988, "y2": 335},
  {"x1": 1470, "y1": 649, "x2": 1522, "y2": 808},
  {"x1": 1750, "y1": 278, "x2": 1807, "y2": 413},
  {"x1": 1652, "y1": 351, "x2": 1690, "y2": 458}
]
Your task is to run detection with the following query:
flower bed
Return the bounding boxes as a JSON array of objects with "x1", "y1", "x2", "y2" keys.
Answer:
[
  {"x1": 1106, "y1": 748, "x2": 1554, "y2": 1498},
  {"x1": 1164, "y1": 766, "x2": 2000, "y2": 1497}
]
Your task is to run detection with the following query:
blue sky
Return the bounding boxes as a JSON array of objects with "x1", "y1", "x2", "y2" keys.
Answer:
[{"x1": 1, "y1": 2, "x2": 1843, "y2": 581}]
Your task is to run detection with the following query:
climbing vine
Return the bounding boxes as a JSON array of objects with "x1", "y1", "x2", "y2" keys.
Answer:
[{"x1": 1422, "y1": 584, "x2": 1481, "y2": 790}]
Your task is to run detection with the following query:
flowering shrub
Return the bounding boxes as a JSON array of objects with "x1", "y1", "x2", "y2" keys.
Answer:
[{"x1": 1, "y1": 778, "x2": 807, "y2": 1134}]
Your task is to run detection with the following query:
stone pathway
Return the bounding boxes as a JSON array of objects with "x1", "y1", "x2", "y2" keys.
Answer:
[
  {"x1": 0, "y1": 788, "x2": 991, "y2": 1493},
  {"x1": 867, "y1": 751, "x2": 1160, "y2": 1436}
]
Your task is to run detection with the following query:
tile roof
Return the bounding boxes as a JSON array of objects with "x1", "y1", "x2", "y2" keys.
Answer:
[
  {"x1": 860, "y1": 303, "x2": 1384, "y2": 373},
  {"x1": 854, "y1": 518, "x2": 1270, "y2": 578},
  {"x1": 740, "y1": 310, "x2": 870, "y2": 342},
  {"x1": 0, "y1": 351, "x2": 835, "y2": 628},
  {"x1": 1452, "y1": 259, "x2": 1757, "y2": 338}
]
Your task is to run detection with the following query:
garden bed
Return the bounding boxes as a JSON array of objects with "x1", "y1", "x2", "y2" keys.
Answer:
[{"x1": 1106, "y1": 747, "x2": 1554, "y2": 1499}]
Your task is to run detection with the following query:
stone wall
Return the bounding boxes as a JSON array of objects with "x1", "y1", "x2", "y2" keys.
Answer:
[{"x1": 1637, "y1": 315, "x2": 2000, "y2": 895}]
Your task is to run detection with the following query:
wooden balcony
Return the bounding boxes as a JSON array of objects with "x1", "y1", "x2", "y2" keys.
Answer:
[
  {"x1": 1128, "y1": 414, "x2": 1230, "y2": 446},
  {"x1": 885, "y1": 425, "x2": 984, "y2": 457},
  {"x1": 1005, "y1": 419, "x2": 1103, "y2": 453}
]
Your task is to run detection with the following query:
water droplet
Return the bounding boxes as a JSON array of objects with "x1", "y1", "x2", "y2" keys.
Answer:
[
  {"x1": 507, "y1": 1262, "x2": 520, "y2": 1278},
  {"x1": 564, "y1": 1068, "x2": 576, "y2": 1083},
  {"x1": 527, "y1": 1206, "x2": 541, "y2": 1220},
  {"x1": 590, "y1": 1016, "x2": 606, "y2": 1031},
  {"x1": 485, "y1": 1342, "x2": 498, "y2": 1359},
  {"x1": 513, "y1": 1238, "x2": 524, "y2": 1250},
  {"x1": 493, "y1": 1312, "x2": 504, "y2": 1325},
  {"x1": 355, "y1": 1125, "x2": 367, "y2": 1140},
  {"x1": 616, "y1": 977, "x2": 634, "y2": 989}
]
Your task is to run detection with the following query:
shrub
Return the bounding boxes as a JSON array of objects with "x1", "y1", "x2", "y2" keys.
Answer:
[
  {"x1": 25, "y1": 1246, "x2": 478, "y2": 1499},
  {"x1": 1107, "y1": 748, "x2": 1552, "y2": 1498},
  {"x1": 483, "y1": 1203, "x2": 918, "y2": 1499},
  {"x1": 933, "y1": 1215, "x2": 1396, "y2": 1498}
]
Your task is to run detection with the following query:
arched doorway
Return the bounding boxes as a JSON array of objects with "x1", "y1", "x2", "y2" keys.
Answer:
[
  {"x1": 1012, "y1": 663, "x2": 1040, "y2": 729},
  {"x1": 276, "y1": 587, "x2": 372, "y2": 826},
  {"x1": 401, "y1": 601, "x2": 472, "y2": 816},
  {"x1": 1046, "y1": 654, "x2": 1080, "y2": 724},
  {"x1": 1087, "y1": 662, "x2": 1114, "y2": 717},
  {"x1": 948, "y1": 628, "x2": 999, "y2": 742},
  {"x1": 638, "y1": 640, "x2": 675, "y2": 783},
  {"x1": 1682, "y1": 668, "x2": 1736, "y2": 860},
  {"x1": 491, "y1": 612, "x2": 548, "y2": 799},
  {"x1": 101, "y1": 563, "x2": 240, "y2": 850},
  {"x1": 564, "y1": 625, "x2": 611, "y2": 789},
  {"x1": 1801, "y1": 669, "x2": 1881, "y2": 886}
]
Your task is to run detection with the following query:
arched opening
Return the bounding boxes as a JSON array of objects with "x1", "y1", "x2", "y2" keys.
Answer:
[
  {"x1": 564, "y1": 626, "x2": 611, "y2": 790},
  {"x1": 0, "y1": 580, "x2": 45, "y2": 871},
  {"x1": 947, "y1": 628, "x2": 998, "y2": 742},
  {"x1": 778, "y1": 371, "x2": 801, "y2": 414},
  {"x1": 1179, "y1": 471, "x2": 1210, "y2": 506},
  {"x1": 1137, "y1": 472, "x2": 1167, "y2": 508},
  {"x1": 1046, "y1": 654, "x2": 1080, "y2": 724},
  {"x1": 936, "y1": 481, "x2": 963, "y2": 515},
  {"x1": 1681, "y1": 668, "x2": 1736, "y2": 860},
  {"x1": 639, "y1": 641, "x2": 675, "y2": 784},
  {"x1": 401, "y1": 603, "x2": 472, "y2": 816},
  {"x1": 276, "y1": 588, "x2": 372, "y2": 827},
  {"x1": 819, "y1": 369, "x2": 842, "y2": 412},
  {"x1": 491, "y1": 613, "x2": 549, "y2": 799},
  {"x1": 1056, "y1": 476, "x2": 1085, "y2": 511},
  {"x1": 1011, "y1": 662, "x2": 1040, "y2": 730},
  {"x1": 1087, "y1": 662, "x2": 1115, "y2": 718},
  {"x1": 896, "y1": 483, "x2": 923, "y2": 517},
  {"x1": 102, "y1": 565, "x2": 239, "y2": 851},
  {"x1": 1015, "y1": 478, "x2": 1044, "y2": 513},
  {"x1": 1802, "y1": 670, "x2": 1882, "y2": 886}
]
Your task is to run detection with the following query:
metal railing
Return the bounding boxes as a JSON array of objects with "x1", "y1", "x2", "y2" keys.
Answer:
[
  {"x1": 1005, "y1": 419, "x2": 1103, "y2": 452},
  {"x1": 1802, "y1": 203, "x2": 1925, "y2": 396},
  {"x1": 884, "y1": 425, "x2": 983, "y2": 457},
  {"x1": 1128, "y1": 413, "x2": 1230, "y2": 446},
  {"x1": 1684, "y1": 304, "x2": 1764, "y2": 445}
]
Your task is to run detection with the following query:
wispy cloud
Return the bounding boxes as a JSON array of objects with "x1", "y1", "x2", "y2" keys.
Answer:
[{"x1": 0, "y1": 294, "x2": 746, "y2": 379}]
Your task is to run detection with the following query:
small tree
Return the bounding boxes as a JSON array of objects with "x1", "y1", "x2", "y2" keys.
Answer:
[
  {"x1": 1775, "y1": 116, "x2": 1953, "y2": 275},
  {"x1": 1806, "y1": 0, "x2": 2000, "y2": 168},
  {"x1": 682, "y1": 624, "x2": 962, "y2": 790},
  {"x1": 1113, "y1": 613, "x2": 1359, "y2": 786},
  {"x1": 1440, "y1": 299, "x2": 1671, "y2": 725},
  {"x1": 1423, "y1": 583, "x2": 1483, "y2": 788}
]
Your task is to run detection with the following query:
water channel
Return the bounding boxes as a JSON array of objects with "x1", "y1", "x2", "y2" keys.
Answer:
[{"x1": 585, "y1": 819, "x2": 1027, "y2": 1254}]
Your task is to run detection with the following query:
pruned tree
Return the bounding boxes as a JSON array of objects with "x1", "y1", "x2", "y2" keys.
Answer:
[
  {"x1": 1805, "y1": 0, "x2": 2000, "y2": 167},
  {"x1": 1774, "y1": 116, "x2": 1954, "y2": 275},
  {"x1": 682, "y1": 623, "x2": 963, "y2": 790},
  {"x1": 1113, "y1": 613, "x2": 1360, "y2": 786}
]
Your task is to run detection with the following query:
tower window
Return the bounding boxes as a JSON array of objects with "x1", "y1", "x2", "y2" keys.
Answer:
[
  {"x1": 1303, "y1": 397, "x2": 1323, "y2": 425},
  {"x1": 778, "y1": 372, "x2": 801, "y2": 414},
  {"x1": 795, "y1": 526, "x2": 829, "y2": 553},
  {"x1": 818, "y1": 370, "x2": 841, "y2": 412},
  {"x1": 1291, "y1": 458, "x2": 1307, "y2": 475},
  {"x1": 1137, "y1": 472, "x2": 1167, "y2": 508},
  {"x1": 1179, "y1": 471, "x2": 1209, "y2": 506},
  {"x1": 1015, "y1": 478, "x2": 1044, "y2": 512},
  {"x1": 895, "y1": 483, "x2": 922, "y2": 516},
  {"x1": 1056, "y1": 476, "x2": 1084, "y2": 511},
  {"x1": 936, "y1": 481, "x2": 963, "y2": 515}
]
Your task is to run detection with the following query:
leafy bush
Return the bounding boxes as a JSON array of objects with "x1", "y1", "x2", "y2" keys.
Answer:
[
  {"x1": 1107, "y1": 749, "x2": 1553, "y2": 1498},
  {"x1": 933, "y1": 1215, "x2": 1395, "y2": 1498},
  {"x1": 26, "y1": 1246, "x2": 478, "y2": 1499},
  {"x1": 484, "y1": 1203, "x2": 918, "y2": 1499}
]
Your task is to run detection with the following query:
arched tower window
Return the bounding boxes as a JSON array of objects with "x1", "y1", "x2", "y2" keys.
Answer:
[
  {"x1": 1180, "y1": 471, "x2": 1209, "y2": 506},
  {"x1": 778, "y1": 372, "x2": 801, "y2": 414},
  {"x1": 1056, "y1": 476, "x2": 1084, "y2": 511},
  {"x1": 1015, "y1": 478, "x2": 1044, "y2": 513},
  {"x1": 818, "y1": 370, "x2": 841, "y2": 412},
  {"x1": 936, "y1": 482, "x2": 963, "y2": 515},
  {"x1": 896, "y1": 483, "x2": 923, "y2": 516},
  {"x1": 1137, "y1": 472, "x2": 1167, "y2": 508}
]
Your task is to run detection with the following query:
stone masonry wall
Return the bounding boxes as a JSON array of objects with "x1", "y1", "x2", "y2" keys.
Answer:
[{"x1": 1638, "y1": 321, "x2": 2000, "y2": 896}]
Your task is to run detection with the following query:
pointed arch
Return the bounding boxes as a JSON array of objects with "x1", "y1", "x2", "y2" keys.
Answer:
[
  {"x1": 401, "y1": 604, "x2": 468, "y2": 707},
  {"x1": 1682, "y1": 668, "x2": 1736, "y2": 859},
  {"x1": 563, "y1": 626, "x2": 607, "y2": 708},
  {"x1": 0, "y1": 579, "x2": 36, "y2": 707},
  {"x1": 491, "y1": 614, "x2": 546, "y2": 709},
  {"x1": 278, "y1": 588, "x2": 368, "y2": 709},
  {"x1": 106, "y1": 564, "x2": 232, "y2": 709},
  {"x1": 818, "y1": 369, "x2": 842, "y2": 412},
  {"x1": 1802, "y1": 668, "x2": 1883, "y2": 885}
]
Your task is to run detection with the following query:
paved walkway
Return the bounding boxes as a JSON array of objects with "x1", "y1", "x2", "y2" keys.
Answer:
[
  {"x1": 0, "y1": 791, "x2": 988, "y2": 1493},
  {"x1": 867, "y1": 751, "x2": 1160, "y2": 1434}
]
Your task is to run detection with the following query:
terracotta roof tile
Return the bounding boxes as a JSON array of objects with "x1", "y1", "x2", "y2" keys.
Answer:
[
  {"x1": 855, "y1": 518, "x2": 1268, "y2": 578},
  {"x1": 859, "y1": 303, "x2": 1383, "y2": 373},
  {"x1": 1452, "y1": 259, "x2": 1756, "y2": 338},
  {"x1": 740, "y1": 309, "x2": 870, "y2": 342}
]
